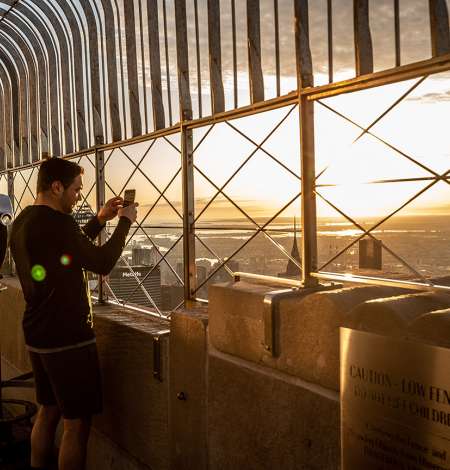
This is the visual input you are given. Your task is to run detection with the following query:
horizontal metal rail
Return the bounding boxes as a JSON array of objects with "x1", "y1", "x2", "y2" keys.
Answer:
[
  {"x1": 234, "y1": 271, "x2": 450, "y2": 295},
  {"x1": 92, "y1": 295, "x2": 171, "y2": 322},
  {"x1": 302, "y1": 53, "x2": 450, "y2": 100},
  {"x1": 234, "y1": 272, "x2": 303, "y2": 289},
  {"x1": 312, "y1": 272, "x2": 450, "y2": 294},
  {"x1": 0, "y1": 92, "x2": 298, "y2": 176}
]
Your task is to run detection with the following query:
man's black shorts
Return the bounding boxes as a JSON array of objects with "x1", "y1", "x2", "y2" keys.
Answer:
[{"x1": 29, "y1": 343, "x2": 102, "y2": 419}]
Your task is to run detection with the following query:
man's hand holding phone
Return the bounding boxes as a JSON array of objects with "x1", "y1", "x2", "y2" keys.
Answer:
[{"x1": 118, "y1": 189, "x2": 138, "y2": 223}]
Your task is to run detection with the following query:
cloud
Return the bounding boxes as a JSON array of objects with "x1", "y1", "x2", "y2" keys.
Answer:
[{"x1": 407, "y1": 90, "x2": 450, "y2": 103}]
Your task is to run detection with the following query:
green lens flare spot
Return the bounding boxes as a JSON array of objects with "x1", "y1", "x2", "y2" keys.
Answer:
[
  {"x1": 31, "y1": 264, "x2": 46, "y2": 282},
  {"x1": 60, "y1": 254, "x2": 71, "y2": 266}
]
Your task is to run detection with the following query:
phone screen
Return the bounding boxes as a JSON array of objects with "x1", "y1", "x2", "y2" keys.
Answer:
[{"x1": 123, "y1": 189, "x2": 136, "y2": 207}]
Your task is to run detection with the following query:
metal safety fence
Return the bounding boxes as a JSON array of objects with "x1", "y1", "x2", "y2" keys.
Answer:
[{"x1": 1, "y1": 1, "x2": 450, "y2": 318}]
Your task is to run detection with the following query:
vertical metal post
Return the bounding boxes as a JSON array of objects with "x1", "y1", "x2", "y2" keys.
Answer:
[
  {"x1": 294, "y1": 0, "x2": 318, "y2": 287},
  {"x1": 327, "y1": 0, "x2": 333, "y2": 83},
  {"x1": 274, "y1": 0, "x2": 281, "y2": 97},
  {"x1": 353, "y1": 0, "x2": 373, "y2": 76},
  {"x1": 95, "y1": 135, "x2": 106, "y2": 303},
  {"x1": 394, "y1": 0, "x2": 401, "y2": 67},
  {"x1": 429, "y1": 0, "x2": 450, "y2": 57},
  {"x1": 6, "y1": 170, "x2": 14, "y2": 275},
  {"x1": 175, "y1": 0, "x2": 196, "y2": 304},
  {"x1": 181, "y1": 123, "x2": 196, "y2": 303},
  {"x1": 299, "y1": 96, "x2": 318, "y2": 287}
]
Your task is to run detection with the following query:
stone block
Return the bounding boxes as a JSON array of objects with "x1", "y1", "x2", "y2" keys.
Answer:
[
  {"x1": 209, "y1": 281, "x2": 405, "y2": 390},
  {"x1": 208, "y1": 351, "x2": 340, "y2": 470},
  {"x1": 93, "y1": 305, "x2": 170, "y2": 470},
  {"x1": 209, "y1": 281, "x2": 279, "y2": 363},
  {"x1": 407, "y1": 308, "x2": 450, "y2": 348},
  {"x1": 345, "y1": 292, "x2": 450, "y2": 337},
  {"x1": 169, "y1": 307, "x2": 208, "y2": 470},
  {"x1": 0, "y1": 277, "x2": 30, "y2": 373}
]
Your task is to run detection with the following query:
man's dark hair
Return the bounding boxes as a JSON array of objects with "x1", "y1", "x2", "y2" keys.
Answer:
[{"x1": 37, "y1": 157, "x2": 84, "y2": 193}]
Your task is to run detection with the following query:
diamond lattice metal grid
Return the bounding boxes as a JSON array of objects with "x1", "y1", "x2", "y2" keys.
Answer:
[
  {"x1": 314, "y1": 75, "x2": 450, "y2": 284},
  {"x1": 101, "y1": 135, "x2": 184, "y2": 317},
  {"x1": 192, "y1": 104, "x2": 303, "y2": 298}
]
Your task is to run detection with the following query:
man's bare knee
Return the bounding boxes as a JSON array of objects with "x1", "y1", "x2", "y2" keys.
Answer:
[
  {"x1": 37, "y1": 405, "x2": 61, "y2": 427},
  {"x1": 63, "y1": 417, "x2": 91, "y2": 438}
]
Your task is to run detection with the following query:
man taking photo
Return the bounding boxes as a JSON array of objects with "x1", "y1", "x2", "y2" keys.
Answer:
[{"x1": 10, "y1": 157, "x2": 138, "y2": 470}]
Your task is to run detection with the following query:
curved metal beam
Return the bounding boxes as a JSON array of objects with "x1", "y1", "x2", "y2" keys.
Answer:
[
  {"x1": 0, "y1": 22, "x2": 39, "y2": 161},
  {"x1": 57, "y1": 0, "x2": 89, "y2": 149},
  {"x1": 100, "y1": 0, "x2": 121, "y2": 141},
  {"x1": 13, "y1": 2, "x2": 61, "y2": 155},
  {"x1": 0, "y1": 56, "x2": 20, "y2": 166},
  {"x1": 0, "y1": 62, "x2": 13, "y2": 169},
  {"x1": 0, "y1": 82, "x2": 6, "y2": 170},
  {"x1": 21, "y1": 0, "x2": 70, "y2": 154},
  {"x1": 90, "y1": 0, "x2": 109, "y2": 143},
  {"x1": 124, "y1": 0, "x2": 142, "y2": 136},
  {"x1": 27, "y1": 0, "x2": 74, "y2": 153},
  {"x1": 2, "y1": 10, "x2": 50, "y2": 157},
  {"x1": 76, "y1": 0, "x2": 104, "y2": 141},
  {"x1": 0, "y1": 33, "x2": 30, "y2": 166}
]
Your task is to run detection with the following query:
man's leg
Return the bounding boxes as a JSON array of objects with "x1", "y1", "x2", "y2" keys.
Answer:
[
  {"x1": 58, "y1": 417, "x2": 92, "y2": 470},
  {"x1": 30, "y1": 404, "x2": 61, "y2": 468}
]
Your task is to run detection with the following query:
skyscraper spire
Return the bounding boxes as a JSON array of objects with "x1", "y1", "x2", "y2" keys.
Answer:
[
  {"x1": 278, "y1": 216, "x2": 302, "y2": 278},
  {"x1": 286, "y1": 216, "x2": 301, "y2": 276}
]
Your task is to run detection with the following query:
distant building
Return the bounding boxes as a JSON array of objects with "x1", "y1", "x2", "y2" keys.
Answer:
[
  {"x1": 197, "y1": 265, "x2": 208, "y2": 285},
  {"x1": 161, "y1": 285, "x2": 184, "y2": 310},
  {"x1": 278, "y1": 218, "x2": 301, "y2": 279},
  {"x1": 131, "y1": 246, "x2": 162, "y2": 266},
  {"x1": 248, "y1": 255, "x2": 267, "y2": 273},
  {"x1": 196, "y1": 264, "x2": 209, "y2": 299},
  {"x1": 210, "y1": 259, "x2": 239, "y2": 283},
  {"x1": 359, "y1": 238, "x2": 382, "y2": 270},
  {"x1": 108, "y1": 264, "x2": 162, "y2": 308}
]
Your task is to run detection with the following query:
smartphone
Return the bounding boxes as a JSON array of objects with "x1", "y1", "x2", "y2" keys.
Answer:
[{"x1": 123, "y1": 189, "x2": 136, "y2": 207}]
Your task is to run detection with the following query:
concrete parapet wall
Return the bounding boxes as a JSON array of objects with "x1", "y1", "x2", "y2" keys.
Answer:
[
  {"x1": 0, "y1": 277, "x2": 30, "y2": 374},
  {"x1": 209, "y1": 281, "x2": 407, "y2": 390},
  {"x1": 406, "y1": 307, "x2": 450, "y2": 348},
  {"x1": 345, "y1": 292, "x2": 450, "y2": 337},
  {"x1": 206, "y1": 281, "x2": 417, "y2": 469},
  {"x1": 4, "y1": 276, "x2": 450, "y2": 469},
  {"x1": 169, "y1": 307, "x2": 208, "y2": 470},
  {"x1": 93, "y1": 306, "x2": 170, "y2": 470},
  {"x1": 208, "y1": 348, "x2": 340, "y2": 470}
]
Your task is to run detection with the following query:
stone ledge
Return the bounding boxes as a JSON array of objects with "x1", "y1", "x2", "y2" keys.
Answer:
[
  {"x1": 0, "y1": 277, "x2": 30, "y2": 372},
  {"x1": 208, "y1": 348, "x2": 340, "y2": 470},
  {"x1": 407, "y1": 307, "x2": 450, "y2": 348},
  {"x1": 209, "y1": 281, "x2": 408, "y2": 390},
  {"x1": 345, "y1": 292, "x2": 450, "y2": 338}
]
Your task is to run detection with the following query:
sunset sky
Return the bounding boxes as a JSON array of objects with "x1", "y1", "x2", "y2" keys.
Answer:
[
  {"x1": 2, "y1": 0, "x2": 449, "y2": 223},
  {"x1": 109, "y1": 0, "x2": 450, "y2": 223},
  {"x1": 102, "y1": 0, "x2": 450, "y2": 222}
]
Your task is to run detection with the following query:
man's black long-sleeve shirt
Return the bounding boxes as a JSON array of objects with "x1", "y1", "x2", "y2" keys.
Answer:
[{"x1": 10, "y1": 205, "x2": 131, "y2": 351}]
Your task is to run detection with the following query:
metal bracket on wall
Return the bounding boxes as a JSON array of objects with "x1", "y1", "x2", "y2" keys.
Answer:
[
  {"x1": 262, "y1": 284, "x2": 340, "y2": 357},
  {"x1": 153, "y1": 330, "x2": 170, "y2": 382}
]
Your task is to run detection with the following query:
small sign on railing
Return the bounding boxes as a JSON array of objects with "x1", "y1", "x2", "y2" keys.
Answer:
[{"x1": 341, "y1": 328, "x2": 450, "y2": 469}]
